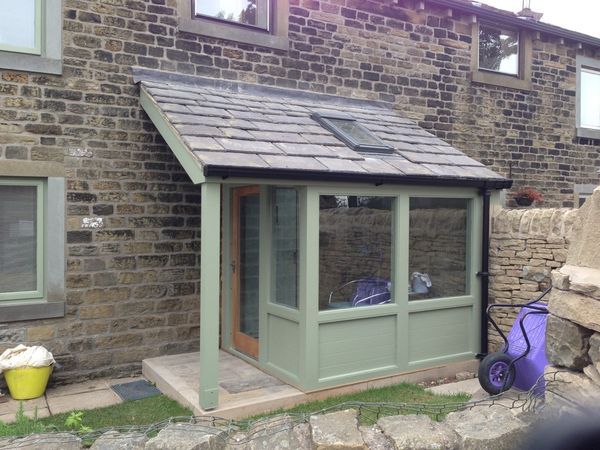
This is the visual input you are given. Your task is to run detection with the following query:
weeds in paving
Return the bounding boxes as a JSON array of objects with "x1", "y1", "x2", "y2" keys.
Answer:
[{"x1": 0, "y1": 403, "x2": 45, "y2": 437}]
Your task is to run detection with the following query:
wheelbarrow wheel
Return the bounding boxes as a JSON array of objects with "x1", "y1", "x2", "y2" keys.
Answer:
[{"x1": 478, "y1": 352, "x2": 516, "y2": 395}]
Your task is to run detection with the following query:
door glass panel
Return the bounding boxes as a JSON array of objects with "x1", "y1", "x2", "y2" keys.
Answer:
[
  {"x1": 239, "y1": 193, "x2": 260, "y2": 338},
  {"x1": 0, "y1": 185, "x2": 38, "y2": 294},
  {"x1": 272, "y1": 188, "x2": 298, "y2": 308},
  {"x1": 409, "y1": 198, "x2": 469, "y2": 300},
  {"x1": 319, "y1": 195, "x2": 393, "y2": 310}
]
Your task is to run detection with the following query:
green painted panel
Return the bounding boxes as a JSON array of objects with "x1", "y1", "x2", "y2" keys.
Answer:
[
  {"x1": 318, "y1": 316, "x2": 396, "y2": 380},
  {"x1": 408, "y1": 306, "x2": 472, "y2": 364},
  {"x1": 267, "y1": 314, "x2": 300, "y2": 377}
]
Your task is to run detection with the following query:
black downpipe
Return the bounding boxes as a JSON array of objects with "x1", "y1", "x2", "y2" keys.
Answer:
[{"x1": 478, "y1": 187, "x2": 491, "y2": 357}]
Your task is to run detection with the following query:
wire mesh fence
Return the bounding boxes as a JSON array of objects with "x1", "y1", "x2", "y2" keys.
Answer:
[{"x1": 0, "y1": 369, "x2": 586, "y2": 449}]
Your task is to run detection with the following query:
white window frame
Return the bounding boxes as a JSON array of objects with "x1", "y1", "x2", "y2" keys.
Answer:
[
  {"x1": 576, "y1": 55, "x2": 600, "y2": 139},
  {"x1": 0, "y1": 0, "x2": 62, "y2": 75},
  {"x1": 0, "y1": 179, "x2": 45, "y2": 303}
]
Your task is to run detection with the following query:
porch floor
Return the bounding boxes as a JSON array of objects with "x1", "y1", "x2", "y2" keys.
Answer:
[
  {"x1": 143, "y1": 351, "x2": 480, "y2": 419},
  {"x1": 142, "y1": 351, "x2": 305, "y2": 418}
]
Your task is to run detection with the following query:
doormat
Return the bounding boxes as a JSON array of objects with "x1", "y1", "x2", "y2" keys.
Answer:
[{"x1": 111, "y1": 380, "x2": 161, "y2": 401}]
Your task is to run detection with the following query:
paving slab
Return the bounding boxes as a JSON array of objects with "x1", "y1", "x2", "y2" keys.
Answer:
[
  {"x1": 0, "y1": 394, "x2": 48, "y2": 423},
  {"x1": 426, "y1": 378, "x2": 482, "y2": 396},
  {"x1": 47, "y1": 388, "x2": 121, "y2": 415}
]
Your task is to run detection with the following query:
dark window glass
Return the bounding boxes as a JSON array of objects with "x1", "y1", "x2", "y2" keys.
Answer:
[
  {"x1": 194, "y1": 0, "x2": 269, "y2": 30},
  {"x1": 239, "y1": 194, "x2": 260, "y2": 338},
  {"x1": 409, "y1": 198, "x2": 469, "y2": 301},
  {"x1": 0, "y1": 186, "x2": 37, "y2": 294},
  {"x1": 319, "y1": 196, "x2": 393, "y2": 310},
  {"x1": 479, "y1": 24, "x2": 519, "y2": 75},
  {"x1": 272, "y1": 188, "x2": 298, "y2": 309}
]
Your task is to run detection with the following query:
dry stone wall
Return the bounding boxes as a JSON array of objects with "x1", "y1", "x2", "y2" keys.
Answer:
[
  {"x1": 544, "y1": 188, "x2": 600, "y2": 414},
  {"x1": 0, "y1": 407, "x2": 531, "y2": 450},
  {"x1": 488, "y1": 207, "x2": 578, "y2": 349}
]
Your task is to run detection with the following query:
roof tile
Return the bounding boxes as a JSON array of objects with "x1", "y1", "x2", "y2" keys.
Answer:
[
  {"x1": 276, "y1": 142, "x2": 336, "y2": 157},
  {"x1": 193, "y1": 151, "x2": 269, "y2": 168},
  {"x1": 216, "y1": 138, "x2": 282, "y2": 154},
  {"x1": 315, "y1": 157, "x2": 367, "y2": 173},
  {"x1": 261, "y1": 154, "x2": 328, "y2": 171},
  {"x1": 249, "y1": 131, "x2": 308, "y2": 143}
]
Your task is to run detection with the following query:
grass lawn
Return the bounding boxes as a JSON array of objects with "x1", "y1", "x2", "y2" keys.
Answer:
[
  {"x1": 247, "y1": 382, "x2": 471, "y2": 424},
  {"x1": 0, "y1": 395, "x2": 192, "y2": 438},
  {"x1": 0, "y1": 382, "x2": 470, "y2": 439}
]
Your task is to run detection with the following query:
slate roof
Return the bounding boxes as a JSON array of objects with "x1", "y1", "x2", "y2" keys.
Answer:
[{"x1": 136, "y1": 70, "x2": 510, "y2": 188}]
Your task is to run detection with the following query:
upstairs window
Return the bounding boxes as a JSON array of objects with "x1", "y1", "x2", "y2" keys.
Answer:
[
  {"x1": 577, "y1": 56, "x2": 600, "y2": 139},
  {"x1": 194, "y1": 0, "x2": 270, "y2": 30},
  {"x1": 470, "y1": 22, "x2": 531, "y2": 91},
  {"x1": 0, "y1": 0, "x2": 62, "y2": 74},
  {"x1": 478, "y1": 24, "x2": 519, "y2": 76},
  {"x1": 178, "y1": 0, "x2": 289, "y2": 50}
]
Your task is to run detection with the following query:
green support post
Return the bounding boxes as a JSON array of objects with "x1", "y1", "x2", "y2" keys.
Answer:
[{"x1": 199, "y1": 182, "x2": 221, "y2": 410}]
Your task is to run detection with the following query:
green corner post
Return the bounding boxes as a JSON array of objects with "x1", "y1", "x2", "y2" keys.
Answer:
[{"x1": 199, "y1": 182, "x2": 221, "y2": 410}]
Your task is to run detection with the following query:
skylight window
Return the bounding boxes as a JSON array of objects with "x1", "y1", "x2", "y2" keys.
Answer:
[{"x1": 311, "y1": 112, "x2": 394, "y2": 154}]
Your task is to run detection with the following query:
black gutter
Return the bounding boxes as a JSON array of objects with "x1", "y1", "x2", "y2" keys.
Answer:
[
  {"x1": 204, "y1": 165, "x2": 513, "y2": 190},
  {"x1": 478, "y1": 186, "x2": 491, "y2": 357},
  {"x1": 430, "y1": 0, "x2": 600, "y2": 48}
]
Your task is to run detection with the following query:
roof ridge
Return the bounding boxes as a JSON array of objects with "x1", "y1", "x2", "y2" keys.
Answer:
[{"x1": 132, "y1": 67, "x2": 392, "y2": 112}]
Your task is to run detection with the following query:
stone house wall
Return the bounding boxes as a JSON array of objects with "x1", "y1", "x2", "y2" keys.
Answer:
[
  {"x1": 0, "y1": 0, "x2": 598, "y2": 382},
  {"x1": 488, "y1": 207, "x2": 578, "y2": 349}
]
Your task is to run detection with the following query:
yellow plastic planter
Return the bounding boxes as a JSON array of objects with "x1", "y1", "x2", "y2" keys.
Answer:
[{"x1": 4, "y1": 365, "x2": 53, "y2": 400}]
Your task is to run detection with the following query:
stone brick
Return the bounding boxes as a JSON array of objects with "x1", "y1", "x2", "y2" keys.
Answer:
[{"x1": 546, "y1": 315, "x2": 592, "y2": 370}]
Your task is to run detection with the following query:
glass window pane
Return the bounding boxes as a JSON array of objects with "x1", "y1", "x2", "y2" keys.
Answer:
[
  {"x1": 325, "y1": 118, "x2": 384, "y2": 146},
  {"x1": 409, "y1": 198, "x2": 469, "y2": 301},
  {"x1": 195, "y1": 0, "x2": 269, "y2": 29},
  {"x1": 239, "y1": 193, "x2": 260, "y2": 338},
  {"x1": 581, "y1": 69, "x2": 600, "y2": 130},
  {"x1": 272, "y1": 188, "x2": 298, "y2": 308},
  {"x1": 479, "y1": 24, "x2": 519, "y2": 75},
  {"x1": 0, "y1": 185, "x2": 38, "y2": 294},
  {"x1": 319, "y1": 196, "x2": 393, "y2": 310},
  {"x1": 0, "y1": 0, "x2": 37, "y2": 50}
]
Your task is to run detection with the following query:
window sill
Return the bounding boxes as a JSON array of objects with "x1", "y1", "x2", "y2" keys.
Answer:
[
  {"x1": 470, "y1": 71, "x2": 531, "y2": 91},
  {"x1": 0, "y1": 51, "x2": 62, "y2": 75},
  {"x1": 0, "y1": 301, "x2": 65, "y2": 323},
  {"x1": 577, "y1": 127, "x2": 600, "y2": 140},
  {"x1": 179, "y1": 16, "x2": 289, "y2": 51}
]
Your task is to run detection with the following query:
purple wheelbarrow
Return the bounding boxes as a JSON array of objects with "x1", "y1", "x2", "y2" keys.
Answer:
[{"x1": 478, "y1": 287, "x2": 551, "y2": 395}]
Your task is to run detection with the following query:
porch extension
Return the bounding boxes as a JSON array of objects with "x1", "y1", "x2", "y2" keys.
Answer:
[{"x1": 143, "y1": 351, "x2": 478, "y2": 419}]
